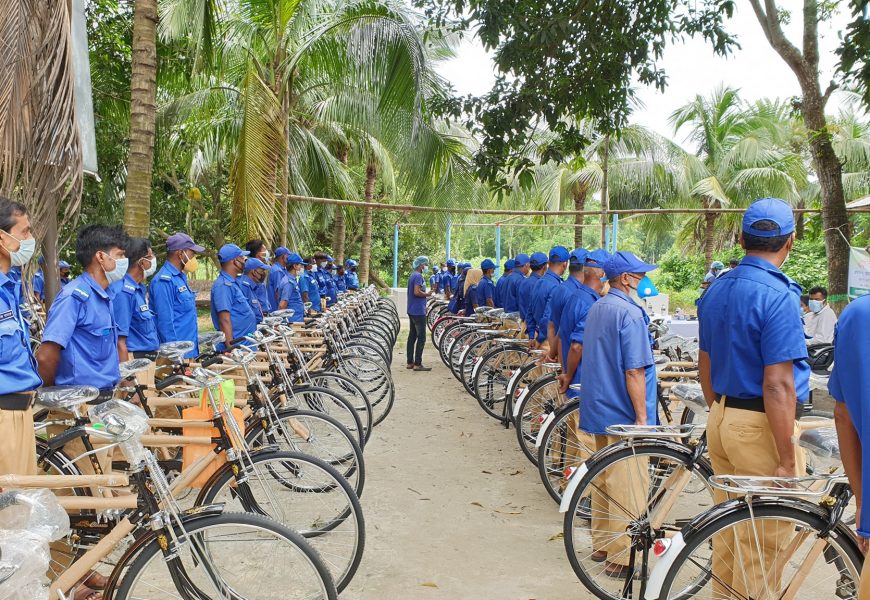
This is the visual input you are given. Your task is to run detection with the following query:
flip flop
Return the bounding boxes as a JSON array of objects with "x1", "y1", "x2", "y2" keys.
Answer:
[
  {"x1": 603, "y1": 562, "x2": 633, "y2": 579},
  {"x1": 590, "y1": 551, "x2": 608, "y2": 563}
]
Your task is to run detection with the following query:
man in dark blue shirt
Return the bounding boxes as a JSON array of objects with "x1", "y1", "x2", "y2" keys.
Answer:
[
  {"x1": 494, "y1": 259, "x2": 514, "y2": 307},
  {"x1": 211, "y1": 244, "x2": 257, "y2": 349},
  {"x1": 478, "y1": 259, "x2": 497, "y2": 307},
  {"x1": 407, "y1": 256, "x2": 433, "y2": 370},
  {"x1": 502, "y1": 253, "x2": 529, "y2": 313},
  {"x1": 518, "y1": 252, "x2": 547, "y2": 339},
  {"x1": 698, "y1": 198, "x2": 808, "y2": 598},
  {"x1": 530, "y1": 246, "x2": 568, "y2": 349},
  {"x1": 0, "y1": 198, "x2": 41, "y2": 477},
  {"x1": 110, "y1": 237, "x2": 159, "y2": 361}
]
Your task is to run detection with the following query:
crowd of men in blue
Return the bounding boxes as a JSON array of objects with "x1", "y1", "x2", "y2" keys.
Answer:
[{"x1": 405, "y1": 197, "x2": 870, "y2": 587}]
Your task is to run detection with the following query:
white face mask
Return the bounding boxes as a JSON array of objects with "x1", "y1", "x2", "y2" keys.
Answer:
[
  {"x1": 142, "y1": 257, "x2": 158, "y2": 278},
  {"x1": 1, "y1": 232, "x2": 36, "y2": 267},
  {"x1": 310, "y1": 265, "x2": 318, "y2": 273},
  {"x1": 104, "y1": 256, "x2": 129, "y2": 283},
  {"x1": 262, "y1": 252, "x2": 271, "y2": 263}
]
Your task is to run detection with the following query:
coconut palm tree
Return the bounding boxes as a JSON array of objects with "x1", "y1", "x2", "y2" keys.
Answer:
[{"x1": 669, "y1": 86, "x2": 808, "y2": 265}]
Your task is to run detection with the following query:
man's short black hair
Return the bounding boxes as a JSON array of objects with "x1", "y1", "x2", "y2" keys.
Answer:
[
  {"x1": 800, "y1": 294, "x2": 809, "y2": 307},
  {"x1": 75, "y1": 224, "x2": 129, "y2": 268},
  {"x1": 126, "y1": 237, "x2": 152, "y2": 265},
  {"x1": 743, "y1": 220, "x2": 792, "y2": 252},
  {"x1": 808, "y1": 286, "x2": 828, "y2": 298},
  {"x1": 568, "y1": 263, "x2": 584, "y2": 274},
  {"x1": 245, "y1": 239, "x2": 265, "y2": 257},
  {"x1": 729, "y1": 258, "x2": 739, "y2": 266},
  {"x1": 0, "y1": 197, "x2": 28, "y2": 233}
]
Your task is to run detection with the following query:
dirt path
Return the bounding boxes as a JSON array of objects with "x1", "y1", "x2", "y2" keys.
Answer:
[{"x1": 342, "y1": 326, "x2": 588, "y2": 599}]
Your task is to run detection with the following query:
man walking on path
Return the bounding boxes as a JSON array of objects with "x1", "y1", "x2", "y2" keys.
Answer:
[{"x1": 407, "y1": 256, "x2": 433, "y2": 371}]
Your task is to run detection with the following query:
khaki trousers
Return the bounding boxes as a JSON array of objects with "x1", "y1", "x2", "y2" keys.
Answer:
[
  {"x1": 590, "y1": 434, "x2": 650, "y2": 565},
  {"x1": 707, "y1": 399, "x2": 807, "y2": 599},
  {"x1": 860, "y1": 549, "x2": 870, "y2": 600},
  {"x1": 0, "y1": 408, "x2": 37, "y2": 476}
]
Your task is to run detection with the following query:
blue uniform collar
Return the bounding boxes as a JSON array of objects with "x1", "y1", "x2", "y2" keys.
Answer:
[
  {"x1": 0, "y1": 270, "x2": 13, "y2": 289},
  {"x1": 242, "y1": 274, "x2": 259, "y2": 286},
  {"x1": 577, "y1": 282, "x2": 601, "y2": 298},
  {"x1": 163, "y1": 261, "x2": 183, "y2": 277},
  {"x1": 80, "y1": 272, "x2": 110, "y2": 299},
  {"x1": 123, "y1": 273, "x2": 144, "y2": 291},
  {"x1": 606, "y1": 287, "x2": 637, "y2": 306},
  {"x1": 218, "y1": 270, "x2": 238, "y2": 283},
  {"x1": 544, "y1": 270, "x2": 562, "y2": 283},
  {"x1": 738, "y1": 255, "x2": 800, "y2": 291}
]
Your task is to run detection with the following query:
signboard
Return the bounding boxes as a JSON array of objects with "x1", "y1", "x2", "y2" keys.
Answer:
[{"x1": 848, "y1": 247, "x2": 870, "y2": 298}]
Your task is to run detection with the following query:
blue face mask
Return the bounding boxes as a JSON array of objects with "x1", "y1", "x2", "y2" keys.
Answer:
[{"x1": 808, "y1": 299, "x2": 824, "y2": 313}]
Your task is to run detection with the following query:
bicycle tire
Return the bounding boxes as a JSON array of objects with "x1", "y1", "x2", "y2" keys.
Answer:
[
  {"x1": 335, "y1": 355, "x2": 395, "y2": 426},
  {"x1": 114, "y1": 511, "x2": 338, "y2": 600},
  {"x1": 514, "y1": 373, "x2": 560, "y2": 465},
  {"x1": 471, "y1": 345, "x2": 528, "y2": 421},
  {"x1": 656, "y1": 500, "x2": 863, "y2": 600},
  {"x1": 563, "y1": 440, "x2": 714, "y2": 600},
  {"x1": 275, "y1": 386, "x2": 367, "y2": 448},
  {"x1": 536, "y1": 400, "x2": 595, "y2": 504}
]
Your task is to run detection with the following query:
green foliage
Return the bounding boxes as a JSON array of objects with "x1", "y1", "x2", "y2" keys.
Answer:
[
  {"x1": 781, "y1": 238, "x2": 829, "y2": 291},
  {"x1": 655, "y1": 249, "x2": 707, "y2": 291}
]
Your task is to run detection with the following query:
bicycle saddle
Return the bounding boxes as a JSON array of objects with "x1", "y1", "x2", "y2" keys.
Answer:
[
  {"x1": 541, "y1": 362, "x2": 561, "y2": 370},
  {"x1": 198, "y1": 331, "x2": 226, "y2": 349},
  {"x1": 798, "y1": 427, "x2": 840, "y2": 459},
  {"x1": 270, "y1": 308, "x2": 296, "y2": 319},
  {"x1": 34, "y1": 386, "x2": 100, "y2": 411},
  {"x1": 670, "y1": 383, "x2": 706, "y2": 412},
  {"x1": 119, "y1": 358, "x2": 153, "y2": 380},
  {"x1": 502, "y1": 312, "x2": 521, "y2": 321},
  {"x1": 654, "y1": 355, "x2": 670, "y2": 366},
  {"x1": 158, "y1": 340, "x2": 195, "y2": 361}
]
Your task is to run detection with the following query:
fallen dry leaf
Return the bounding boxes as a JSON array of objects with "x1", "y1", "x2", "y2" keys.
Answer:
[
  {"x1": 481, "y1": 470, "x2": 493, "y2": 474},
  {"x1": 509, "y1": 470, "x2": 524, "y2": 476},
  {"x1": 548, "y1": 532, "x2": 564, "y2": 541},
  {"x1": 421, "y1": 582, "x2": 439, "y2": 588},
  {"x1": 470, "y1": 501, "x2": 484, "y2": 508}
]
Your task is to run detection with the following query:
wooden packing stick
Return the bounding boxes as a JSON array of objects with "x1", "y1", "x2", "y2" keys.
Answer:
[
  {"x1": 657, "y1": 371, "x2": 699, "y2": 379},
  {"x1": 57, "y1": 495, "x2": 139, "y2": 510},
  {"x1": 140, "y1": 434, "x2": 213, "y2": 447},
  {"x1": 148, "y1": 418, "x2": 212, "y2": 429},
  {"x1": 0, "y1": 473, "x2": 129, "y2": 489}
]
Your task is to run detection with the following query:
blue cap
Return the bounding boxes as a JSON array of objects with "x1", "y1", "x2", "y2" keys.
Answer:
[
  {"x1": 446, "y1": 258, "x2": 457, "y2": 267},
  {"x1": 167, "y1": 232, "x2": 205, "y2": 253},
  {"x1": 324, "y1": 263, "x2": 335, "y2": 271},
  {"x1": 514, "y1": 253, "x2": 530, "y2": 266},
  {"x1": 742, "y1": 197, "x2": 795, "y2": 238},
  {"x1": 530, "y1": 252, "x2": 549, "y2": 268},
  {"x1": 58, "y1": 260, "x2": 71, "y2": 269},
  {"x1": 243, "y1": 258, "x2": 268, "y2": 272},
  {"x1": 325, "y1": 255, "x2": 335, "y2": 262},
  {"x1": 549, "y1": 246, "x2": 570, "y2": 262},
  {"x1": 585, "y1": 249, "x2": 611, "y2": 269},
  {"x1": 274, "y1": 247, "x2": 290, "y2": 258},
  {"x1": 458, "y1": 262, "x2": 470, "y2": 269},
  {"x1": 345, "y1": 258, "x2": 358, "y2": 267},
  {"x1": 504, "y1": 259, "x2": 516, "y2": 270},
  {"x1": 286, "y1": 252, "x2": 304, "y2": 265},
  {"x1": 217, "y1": 244, "x2": 250, "y2": 263},
  {"x1": 603, "y1": 251, "x2": 657, "y2": 279},
  {"x1": 569, "y1": 248, "x2": 589, "y2": 264},
  {"x1": 481, "y1": 259, "x2": 496, "y2": 270}
]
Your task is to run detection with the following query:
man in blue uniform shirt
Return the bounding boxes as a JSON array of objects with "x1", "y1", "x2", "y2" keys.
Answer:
[
  {"x1": 530, "y1": 246, "x2": 568, "y2": 349},
  {"x1": 518, "y1": 252, "x2": 548, "y2": 339},
  {"x1": 58, "y1": 260, "x2": 72, "y2": 288},
  {"x1": 830, "y1": 294, "x2": 870, "y2": 576},
  {"x1": 38, "y1": 224, "x2": 129, "y2": 394},
  {"x1": 240, "y1": 258, "x2": 270, "y2": 323},
  {"x1": 579, "y1": 250, "x2": 658, "y2": 575},
  {"x1": 110, "y1": 237, "x2": 160, "y2": 361},
  {"x1": 278, "y1": 252, "x2": 306, "y2": 322},
  {"x1": 442, "y1": 259, "x2": 457, "y2": 299},
  {"x1": 149, "y1": 232, "x2": 204, "y2": 358},
  {"x1": 268, "y1": 247, "x2": 291, "y2": 312},
  {"x1": 335, "y1": 263, "x2": 348, "y2": 293},
  {"x1": 494, "y1": 259, "x2": 514, "y2": 307},
  {"x1": 344, "y1": 259, "x2": 360, "y2": 290},
  {"x1": 558, "y1": 250, "x2": 607, "y2": 392},
  {"x1": 546, "y1": 249, "x2": 587, "y2": 360},
  {"x1": 0, "y1": 198, "x2": 42, "y2": 476},
  {"x1": 322, "y1": 263, "x2": 339, "y2": 306},
  {"x1": 697, "y1": 197, "x2": 808, "y2": 598},
  {"x1": 407, "y1": 256, "x2": 434, "y2": 370},
  {"x1": 478, "y1": 259, "x2": 497, "y2": 307},
  {"x1": 300, "y1": 256, "x2": 323, "y2": 313},
  {"x1": 211, "y1": 244, "x2": 257, "y2": 349},
  {"x1": 502, "y1": 253, "x2": 529, "y2": 313}
]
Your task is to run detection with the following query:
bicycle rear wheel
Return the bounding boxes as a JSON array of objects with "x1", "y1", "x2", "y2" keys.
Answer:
[
  {"x1": 656, "y1": 501, "x2": 863, "y2": 600},
  {"x1": 114, "y1": 511, "x2": 337, "y2": 599}
]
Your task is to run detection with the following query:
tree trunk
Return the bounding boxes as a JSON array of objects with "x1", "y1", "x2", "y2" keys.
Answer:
[
  {"x1": 599, "y1": 135, "x2": 610, "y2": 247},
  {"x1": 805, "y1": 100, "x2": 850, "y2": 310},
  {"x1": 42, "y1": 205, "x2": 60, "y2": 307},
  {"x1": 123, "y1": 0, "x2": 158, "y2": 237},
  {"x1": 332, "y1": 147, "x2": 349, "y2": 261},
  {"x1": 359, "y1": 160, "x2": 377, "y2": 285},
  {"x1": 703, "y1": 205, "x2": 716, "y2": 268},
  {"x1": 573, "y1": 186, "x2": 587, "y2": 248},
  {"x1": 795, "y1": 198, "x2": 805, "y2": 239}
]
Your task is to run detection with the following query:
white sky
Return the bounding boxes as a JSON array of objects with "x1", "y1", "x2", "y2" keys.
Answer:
[{"x1": 435, "y1": 1, "x2": 852, "y2": 148}]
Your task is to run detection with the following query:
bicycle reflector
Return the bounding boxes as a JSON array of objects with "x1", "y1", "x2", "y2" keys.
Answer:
[
  {"x1": 653, "y1": 539, "x2": 671, "y2": 557},
  {"x1": 564, "y1": 466, "x2": 576, "y2": 480}
]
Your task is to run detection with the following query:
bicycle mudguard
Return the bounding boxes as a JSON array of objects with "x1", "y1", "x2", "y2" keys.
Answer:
[
  {"x1": 535, "y1": 412, "x2": 556, "y2": 448},
  {"x1": 470, "y1": 356, "x2": 484, "y2": 382},
  {"x1": 512, "y1": 387, "x2": 529, "y2": 417},
  {"x1": 643, "y1": 531, "x2": 686, "y2": 600},
  {"x1": 558, "y1": 462, "x2": 589, "y2": 513},
  {"x1": 102, "y1": 504, "x2": 226, "y2": 597}
]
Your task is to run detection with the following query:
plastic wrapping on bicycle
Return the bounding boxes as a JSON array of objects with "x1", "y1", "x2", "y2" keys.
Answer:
[
  {"x1": 670, "y1": 383, "x2": 707, "y2": 412},
  {"x1": 708, "y1": 474, "x2": 846, "y2": 496},
  {"x1": 119, "y1": 358, "x2": 154, "y2": 380},
  {"x1": 798, "y1": 427, "x2": 840, "y2": 459},
  {"x1": 604, "y1": 424, "x2": 699, "y2": 439}
]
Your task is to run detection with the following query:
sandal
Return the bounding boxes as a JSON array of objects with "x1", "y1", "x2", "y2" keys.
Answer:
[
  {"x1": 74, "y1": 587, "x2": 102, "y2": 600},
  {"x1": 413, "y1": 365, "x2": 432, "y2": 372},
  {"x1": 603, "y1": 562, "x2": 633, "y2": 579},
  {"x1": 590, "y1": 551, "x2": 607, "y2": 563},
  {"x1": 83, "y1": 572, "x2": 107, "y2": 590}
]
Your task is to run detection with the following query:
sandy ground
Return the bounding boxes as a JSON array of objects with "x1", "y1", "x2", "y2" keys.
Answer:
[{"x1": 342, "y1": 324, "x2": 587, "y2": 600}]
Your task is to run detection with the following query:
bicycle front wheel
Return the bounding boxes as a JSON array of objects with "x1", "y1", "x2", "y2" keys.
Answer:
[
  {"x1": 657, "y1": 501, "x2": 863, "y2": 600},
  {"x1": 114, "y1": 511, "x2": 337, "y2": 600}
]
